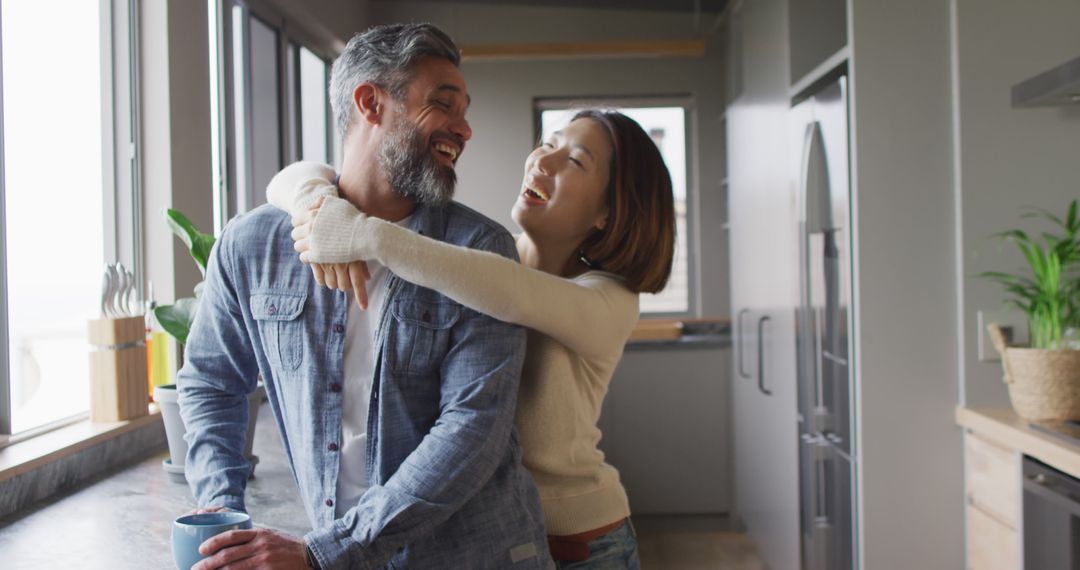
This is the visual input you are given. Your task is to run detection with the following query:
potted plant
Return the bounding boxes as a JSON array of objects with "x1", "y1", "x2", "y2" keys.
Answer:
[
  {"x1": 982, "y1": 199, "x2": 1080, "y2": 421},
  {"x1": 153, "y1": 209, "x2": 264, "y2": 483}
]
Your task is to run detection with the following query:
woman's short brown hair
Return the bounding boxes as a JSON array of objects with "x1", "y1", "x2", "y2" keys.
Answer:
[{"x1": 574, "y1": 109, "x2": 676, "y2": 294}]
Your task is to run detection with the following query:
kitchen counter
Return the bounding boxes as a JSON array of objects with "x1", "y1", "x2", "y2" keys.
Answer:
[
  {"x1": 0, "y1": 402, "x2": 308, "y2": 569},
  {"x1": 956, "y1": 406, "x2": 1080, "y2": 479},
  {"x1": 625, "y1": 319, "x2": 731, "y2": 351}
]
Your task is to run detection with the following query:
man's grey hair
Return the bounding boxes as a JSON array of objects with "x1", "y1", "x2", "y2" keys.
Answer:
[{"x1": 329, "y1": 23, "x2": 460, "y2": 137}]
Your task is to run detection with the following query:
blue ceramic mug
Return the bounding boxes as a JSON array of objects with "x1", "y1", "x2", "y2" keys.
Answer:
[{"x1": 172, "y1": 511, "x2": 253, "y2": 570}]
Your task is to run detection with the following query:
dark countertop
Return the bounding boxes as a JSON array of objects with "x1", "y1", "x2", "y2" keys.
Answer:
[
  {"x1": 625, "y1": 332, "x2": 731, "y2": 351},
  {"x1": 625, "y1": 320, "x2": 731, "y2": 352},
  {"x1": 0, "y1": 402, "x2": 308, "y2": 569}
]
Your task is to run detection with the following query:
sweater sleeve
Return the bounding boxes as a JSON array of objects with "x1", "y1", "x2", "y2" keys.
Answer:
[
  {"x1": 265, "y1": 161, "x2": 339, "y2": 221},
  {"x1": 308, "y1": 196, "x2": 640, "y2": 360}
]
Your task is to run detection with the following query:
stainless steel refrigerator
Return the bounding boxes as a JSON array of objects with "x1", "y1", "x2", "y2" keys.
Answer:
[{"x1": 792, "y1": 74, "x2": 857, "y2": 570}]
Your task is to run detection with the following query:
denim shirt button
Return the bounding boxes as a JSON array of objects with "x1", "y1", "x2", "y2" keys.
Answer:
[
  {"x1": 329, "y1": 383, "x2": 342, "y2": 393},
  {"x1": 333, "y1": 324, "x2": 344, "y2": 334},
  {"x1": 422, "y1": 311, "x2": 431, "y2": 323},
  {"x1": 325, "y1": 499, "x2": 334, "y2": 507},
  {"x1": 327, "y1": 442, "x2": 339, "y2": 452},
  {"x1": 267, "y1": 305, "x2": 277, "y2": 315}
]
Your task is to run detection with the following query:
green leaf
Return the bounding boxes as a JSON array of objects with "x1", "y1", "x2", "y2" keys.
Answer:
[
  {"x1": 979, "y1": 199, "x2": 1080, "y2": 347},
  {"x1": 164, "y1": 209, "x2": 216, "y2": 277},
  {"x1": 1022, "y1": 207, "x2": 1064, "y2": 228},
  {"x1": 155, "y1": 298, "x2": 199, "y2": 345}
]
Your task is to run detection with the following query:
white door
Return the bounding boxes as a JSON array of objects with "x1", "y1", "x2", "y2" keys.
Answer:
[{"x1": 726, "y1": 0, "x2": 802, "y2": 567}]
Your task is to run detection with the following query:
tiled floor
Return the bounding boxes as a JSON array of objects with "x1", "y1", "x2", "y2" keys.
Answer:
[{"x1": 634, "y1": 515, "x2": 766, "y2": 570}]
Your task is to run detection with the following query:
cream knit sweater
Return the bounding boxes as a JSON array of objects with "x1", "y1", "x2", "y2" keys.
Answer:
[{"x1": 267, "y1": 162, "x2": 639, "y2": 534}]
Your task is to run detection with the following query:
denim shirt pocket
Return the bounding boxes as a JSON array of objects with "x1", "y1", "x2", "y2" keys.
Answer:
[
  {"x1": 249, "y1": 290, "x2": 307, "y2": 371},
  {"x1": 386, "y1": 298, "x2": 461, "y2": 376}
]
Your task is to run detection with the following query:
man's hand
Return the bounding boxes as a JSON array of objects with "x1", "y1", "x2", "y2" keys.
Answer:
[
  {"x1": 192, "y1": 527, "x2": 311, "y2": 570},
  {"x1": 291, "y1": 197, "x2": 371, "y2": 310}
]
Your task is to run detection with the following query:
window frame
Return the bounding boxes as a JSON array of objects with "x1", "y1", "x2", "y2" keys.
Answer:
[
  {"x1": 209, "y1": 0, "x2": 337, "y2": 234},
  {"x1": 533, "y1": 95, "x2": 699, "y2": 319},
  {"x1": 0, "y1": 0, "x2": 142, "y2": 441}
]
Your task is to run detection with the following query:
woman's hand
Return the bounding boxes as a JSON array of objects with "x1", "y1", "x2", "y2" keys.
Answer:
[{"x1": 292, "y1": 198, "x2": 371, "y2": 310}]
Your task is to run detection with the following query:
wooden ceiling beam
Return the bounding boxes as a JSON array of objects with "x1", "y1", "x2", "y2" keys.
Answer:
[{"x1": 459, "y1": 39, "x2": 707, "y2": 62}]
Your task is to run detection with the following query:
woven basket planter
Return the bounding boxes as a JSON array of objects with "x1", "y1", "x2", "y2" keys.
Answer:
[{"x1": 988, "y1": 323, "x2": 1080, "y2": 421}]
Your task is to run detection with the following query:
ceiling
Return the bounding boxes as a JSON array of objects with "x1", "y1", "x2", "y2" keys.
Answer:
[{"x1": 384, "y1": 0, "x2": 729, "y2": 14}]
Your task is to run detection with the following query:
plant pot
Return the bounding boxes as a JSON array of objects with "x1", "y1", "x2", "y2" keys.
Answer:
[
  {"x1": 988, "y1": 324, "x2": 1080, "y2": 421},
  {"x1": 155, "y1": 383, "x2": 266, "y2": 483}
]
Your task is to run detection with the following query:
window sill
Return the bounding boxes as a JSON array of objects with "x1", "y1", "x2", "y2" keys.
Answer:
[{"x1": 0, "y1": 409, "x2": 162, "y2": 484}]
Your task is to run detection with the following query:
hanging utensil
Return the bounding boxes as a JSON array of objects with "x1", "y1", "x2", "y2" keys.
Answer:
[
  {"x1": 100, "y1": 264, "x2": 115, "y2": 318},
  {"x1": 125, "y1": 267, "x2": 139, "y2": 316},
  {"x1": 116, "y1": 263, "x2": 130, "y2": 316},
  {"x1": 104, "y1": 264, "x2": 120, "y2": 317}
]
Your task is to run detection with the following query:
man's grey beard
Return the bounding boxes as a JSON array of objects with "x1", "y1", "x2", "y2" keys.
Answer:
[{"x1": 376, "y1": 117, "x2": 456, "y2": 206}]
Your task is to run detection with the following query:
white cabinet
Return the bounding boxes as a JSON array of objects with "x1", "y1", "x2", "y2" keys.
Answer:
[
  {"x1": 732, "y1": 308, "x2": 800, "y2": 570},
  {"x1": 726, "y1": 0, "x2": 962, "y2": 568},
  {"x1": 726, "y1": 0, "x2": 801, "y2": 567},
  {"x1": 962, "y1": 431, "x2": 1021, "y2": 570}
]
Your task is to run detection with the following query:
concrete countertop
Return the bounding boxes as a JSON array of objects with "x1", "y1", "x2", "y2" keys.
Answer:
[{"x1": 0, "y1": 402, "x2": 309, "y2": 569}]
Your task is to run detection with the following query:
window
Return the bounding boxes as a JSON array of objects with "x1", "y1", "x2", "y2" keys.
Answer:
[
  {"x1": 0, "y1": 0, "x2": 141, "y2": 436},
  {"x1": 537, "y1": 100, "x2": 694, "y2": 315},
  {"x1": 208, "y1": 1, "x2": 336, "y2": 233}
]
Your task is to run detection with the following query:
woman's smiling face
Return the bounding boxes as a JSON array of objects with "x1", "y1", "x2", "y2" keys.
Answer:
[{"x1": 512, "y1": 117, "x2": 613, "y2": 247}]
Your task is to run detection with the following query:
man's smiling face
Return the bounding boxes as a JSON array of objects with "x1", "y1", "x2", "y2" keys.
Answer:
[{"x1": 375, "y1": 56, "x2": 472, "y2": 205}]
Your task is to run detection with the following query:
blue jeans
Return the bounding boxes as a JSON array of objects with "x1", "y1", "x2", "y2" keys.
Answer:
[{"x1": 555, "y1": 520, "x2": 641, "y2": 570}]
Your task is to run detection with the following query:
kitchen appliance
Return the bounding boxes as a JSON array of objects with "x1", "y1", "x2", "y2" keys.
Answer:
[
  {"x1": 792, "y1": 73, "x2": 857, "y2": 570},
  {"x1": 1012, "y1": 55, "x2": 1080, "y2": 108},
  {"x1": 1023, "y1": 456, "x2": 1080, "y2": 569}
]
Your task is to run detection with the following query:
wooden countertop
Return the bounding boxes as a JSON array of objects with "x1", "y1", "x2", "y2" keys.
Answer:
[{"x1": 956, "y1": 406, "x2": 1080, "y2": 479}]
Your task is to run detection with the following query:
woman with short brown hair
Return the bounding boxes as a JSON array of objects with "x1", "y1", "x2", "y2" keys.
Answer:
[{"x1": 270, "y1": 109, "x2": 676, "y2": 569}]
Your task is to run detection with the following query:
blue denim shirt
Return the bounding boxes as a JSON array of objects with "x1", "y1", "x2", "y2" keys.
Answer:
[{"x1": 177, "y1": 202, "x2": 551, "y2": 569}]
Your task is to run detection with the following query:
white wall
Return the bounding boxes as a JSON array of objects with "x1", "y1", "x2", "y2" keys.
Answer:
[
  {"x1": 370, "y1": 1, "x2": 730, "y2": 316},
  {"x1": 954, "y1": 0, "x2": 1080, "y2": 408},
  {"x1": 848, "y1": 1, "x2": 963, "y2": 568}
]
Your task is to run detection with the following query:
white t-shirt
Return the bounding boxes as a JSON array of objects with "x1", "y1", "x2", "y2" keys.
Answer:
[{"x1": 334, "y1": 218, "x2": 409, "y2": 518}]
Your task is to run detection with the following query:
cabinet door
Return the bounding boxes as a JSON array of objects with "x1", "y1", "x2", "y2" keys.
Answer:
[
  {"x1": 732, "y1": 308, "x2": 800, "y2": 570},
  {"x1": 601, "y1": 346, "x2": 731, "y2": 514},
  {"x1": 965, "y1": 434, "x2": 1019, "y2": 529},
  {"x1": 726, "y1": 0, "x2": 802, "y2": 567},
  {"x1": 966, "y1": 503, "x2": 1019, "y2": 570}
]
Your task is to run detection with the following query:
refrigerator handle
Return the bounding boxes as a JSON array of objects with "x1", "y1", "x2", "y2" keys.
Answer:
[
  {"x1": 737, "y1": 308, "x2": 752, "y2": 379},
  {"x1": 757, "y1": 314, "x2": 773, "y2": 396}
]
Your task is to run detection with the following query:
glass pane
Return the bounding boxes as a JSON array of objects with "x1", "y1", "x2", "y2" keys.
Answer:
[
  {"x1": 540, "y1": 107, "x2": 690, "y2": 314},
  {"x1": 299, "y1": 47, "x2": 328, "y2": 164},
  {"x1": 247, "y1": 15, "x2": 280, "y2": 210},
  {"x1": 284, "y1": 42, "x2": 299, "y2": 164},
  {"x1": 230, "y1": 4, "x2": 247, "y2": 216},
  {"x1": 2, "y1": 0, "x2": 105, "y2": 432}
]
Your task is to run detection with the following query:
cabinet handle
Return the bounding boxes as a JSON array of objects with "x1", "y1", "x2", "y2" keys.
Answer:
[
  {"x1": 737, "y1": 308, "x2": 752, "y2": 379},
  {"x1": 757, "y1": 314, "x2": 773, "y2": 396}
]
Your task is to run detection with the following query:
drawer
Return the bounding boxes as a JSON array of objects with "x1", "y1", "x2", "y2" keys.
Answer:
[
  {"x1": 966, "y1": 503, "x2": 1019, "y2": 570},
  {"x1": 965, "y1": 432, "x2": 1020, "y2": 528}
]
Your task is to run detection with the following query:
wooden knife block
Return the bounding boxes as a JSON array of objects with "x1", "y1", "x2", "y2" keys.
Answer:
[{"x1": 88, "y1": 316, "x2": 148, "y2": 422}]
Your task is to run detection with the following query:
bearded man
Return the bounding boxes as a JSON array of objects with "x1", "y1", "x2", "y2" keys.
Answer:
[{"x1": 177, "y1": 23, "x2": 550, "y2": 570}]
